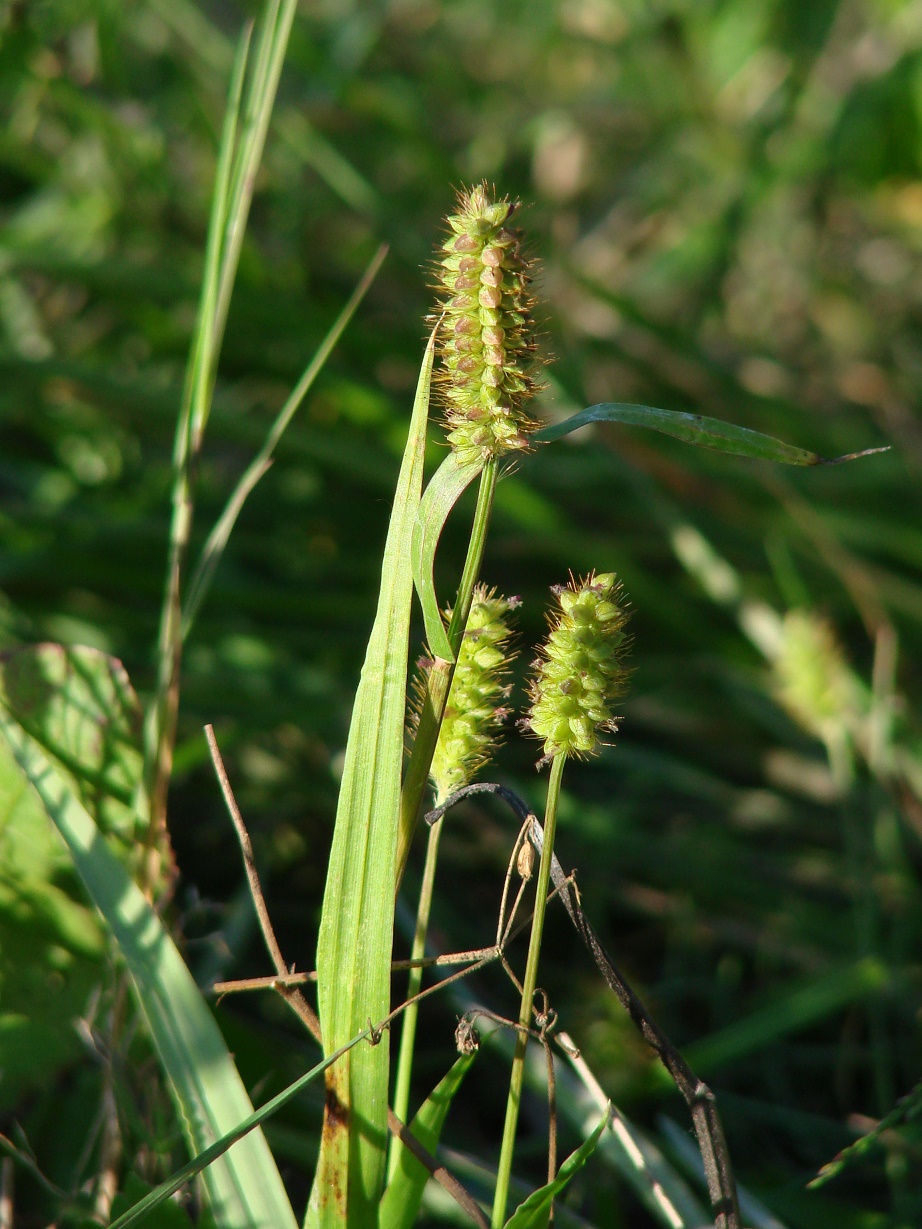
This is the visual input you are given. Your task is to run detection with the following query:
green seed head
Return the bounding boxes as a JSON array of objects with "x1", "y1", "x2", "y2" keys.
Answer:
[
  {"x1": 434, "y1": 183, "x2": 540, "y2": 467},
  {"x1": 772, "y1": 610, "x2": 860, "y2": 742},
  {"x1": 422, "y1": 586, "x2": 520, "y2": 804},
  {"x1": 527, "y1": 572, "x2": 629, "y2": 764}
]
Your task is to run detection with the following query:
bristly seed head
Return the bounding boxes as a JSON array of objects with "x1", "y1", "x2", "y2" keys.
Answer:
[
  {"x1": 772, "y1": 609, "x2": 861, "y2": 744},
  {"x1": 415, "y1": 586, "x2": 520, "y2": 804},
  {"x1": 433, "y1": 183, "x2": 540, "y2": 467},
  {"x1": 526, "y1": 572, "x2": 629, "y2": 765}
]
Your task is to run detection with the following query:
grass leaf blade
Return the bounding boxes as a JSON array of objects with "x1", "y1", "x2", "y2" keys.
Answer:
[
  {"x1": 110, "y1": 1029, "x2": 373, "y2": 1229},
  {"x1": 503, "y1": 1109, "x2": 609, "y2": 1229},
  {"x1": 309, "y1": 326, "x2": 437, "y2": 1228},
  {"x1": 534, "y1": 402, "x2": 882, "y2": 466},
  {"x1": 411, "y1": 452, "x2": 484, "y2": 662},
  {"x1": 182, "y1": 242, "x2": 389, "y2": 637},
  {"x1": 0, "y1": 712, "x2": 298, "y2": 1229},
  {"x1": 380, "y1": 1054, "x2": 476, "y2": 1229}
]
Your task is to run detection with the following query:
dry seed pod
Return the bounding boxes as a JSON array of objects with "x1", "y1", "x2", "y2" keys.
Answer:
[
  {"x1": 433, "y1": 183, "x2": 540, "y2": 466},
  {"x1": 455, "y1": 1016, "x2": 481, "y2": 1056},
  {"x1": 526, "y1": 572, "x2": 630, "y2": 764},
  {"x1": 516, "y1": 838, "x2": 535, "y2": 881}
]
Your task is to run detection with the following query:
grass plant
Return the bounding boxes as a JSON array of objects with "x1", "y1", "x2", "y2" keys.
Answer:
[{"x1": 1, "y1": 5, "x2": 917, "y2": 1229}]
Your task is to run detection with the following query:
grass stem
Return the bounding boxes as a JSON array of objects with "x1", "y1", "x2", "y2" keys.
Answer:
[
  {"x1": 491, "y1": 751, "x2": 567, "y2": 1228},
  {"x1": 388, "y1": 815, "x2": 444, "y2": 1180}
]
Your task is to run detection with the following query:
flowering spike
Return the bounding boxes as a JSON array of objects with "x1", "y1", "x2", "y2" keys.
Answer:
[
  {"x1": 772, "y1": 610, "x2": 861, "y2": 742},
  {"x1": 414, "y1": 586, "x2": 520, "y2": 804},
  {"x1": 433, "y1": 183, "x2": 540, "y2": 466},
  {"x1": 526, "y1": 572, "x2": 629, "y2": 764}
]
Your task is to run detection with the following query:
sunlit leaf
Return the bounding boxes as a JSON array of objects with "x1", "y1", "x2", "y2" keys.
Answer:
[
  {"x1": 0, "y1": 709, "x2": 297, "y2": 1229},
  {"x1": 503, "y1": 1108, "x2": 609, "y2": 1229},
  {"x1": 308, "y1": 327, "x2": 436, "y2": 1228},
  {"x1": 535, "y1": 402, "x2": 886, "y2": 466},
  {"x1": 412, "y1": 451, "x2": 484, "y2": 663},
  {"x1": 380, "y1": 1053, "x2": 476, "y2": 1229}
]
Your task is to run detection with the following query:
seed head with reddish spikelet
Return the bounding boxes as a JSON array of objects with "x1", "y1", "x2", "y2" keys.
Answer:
[
  {"x1": 526, "y1": 572, "x2": 630, "y2": 765},
  {"x1": 433, "y1": 183, "x2": 540, "y2": 467}
]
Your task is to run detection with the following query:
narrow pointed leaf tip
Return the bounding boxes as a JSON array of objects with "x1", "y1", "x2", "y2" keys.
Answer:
[
  {"x1": 535, "y1": 402, "x2": 889, "y2": 466},
  {"x1": 503, "y1": 1108, "x2": 610, "y2": 1229},
  {"x1": 527, "y1": 572, "x2": 629, "y2": 764},
  {"x1": 434, "y1": 183, "x2": 541, "y2": 466}
]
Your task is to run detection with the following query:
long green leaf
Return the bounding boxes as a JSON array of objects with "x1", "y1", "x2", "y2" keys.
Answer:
[
  {"x1": 503, "y1": 1109, "x2": 609, "y2": 1229},
  {"x1": 534, "y1": 402, "x2": 886, "y2": 465},
  {"x1": 411, "y1": 451, "x2": 484, "y2": 662},
  {"x1": 308, "y1": 328, "x2": 437, "y2": 1229},
  {"x1": 110, "y1": 1028, "x2": 373, "y2": 1229},
  {"x1": 0, "y1": 710, "x2": 297, "y2": 1229},
  {"x1": 380, "y1": 1053, "x2": 476, "y2": 1229}
]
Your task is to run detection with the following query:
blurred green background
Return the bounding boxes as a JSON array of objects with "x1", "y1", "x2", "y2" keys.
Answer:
[{"x1": 1, "y1": 0, "x2": 921, "y2": 1226}]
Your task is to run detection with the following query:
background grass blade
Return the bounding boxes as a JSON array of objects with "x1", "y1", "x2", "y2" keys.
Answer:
[
  {"x1": 181, "y1": 242, "x2": 389, "y2": 638},
  {"x1": 0, "y1": 708, "x2": 298, "y2": 1229},
  {"x1": 142, "y1": 0, "x2": 297, "y2": 848},
  {"x1": 534, "y1": 402, "x2": 881, "y2": 465},
  {"x1": 380, "y1": 1053, "x2": 476, "y2": 1229},
  {"x1": 411, "y1": 452, "x2": 484, "y2": 662},
  {"x1": 309, "y1": 329, "x2": 436, "y2": 1228}
]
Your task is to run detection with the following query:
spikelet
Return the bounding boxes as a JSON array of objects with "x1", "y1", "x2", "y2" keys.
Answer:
[
  {"x1": 433, "y1": 183, "x2": 539, "y2": 467},
  {"x1": 414, "y1": 586, "x2": 520, "y2": 804},
  {"x1": 526, "y1": 572, "x2": 629, "y2": 764}
]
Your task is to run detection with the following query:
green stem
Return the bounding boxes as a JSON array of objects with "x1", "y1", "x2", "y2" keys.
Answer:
[
  {"x1": 394, "y1": 458, "x2": 497, "y2": 886},
  {"x1": 388, "y1": 815, "x2": 445, "y2": 1180},
  {"x1": 492, "y1": 752, "x2": 567, "y2": 1229},
  {"x1": 829, "y1": 731, "x2": 895, "y2": 1115}
]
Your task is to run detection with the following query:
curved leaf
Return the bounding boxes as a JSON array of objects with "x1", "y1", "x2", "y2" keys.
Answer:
[
  {"x1": 535, "y1": 402, "x2": 886, "y2": 466},
  {"x1": 380, "y1": 1053, "x2": 476, "y2": 1229},
  {"x1": 412, "y1": 452, "x2": 484, "y2": 663},
  {"x1": 503, "y1": 1108, "x2": 609, "y2": 1229},
  {"x1": 0, "y1": 709, "x2": 297, "y2": 1229}
]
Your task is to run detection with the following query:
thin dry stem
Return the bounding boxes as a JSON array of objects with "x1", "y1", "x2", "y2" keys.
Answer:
[{"x1": 206, "y1": 724, "x2": 322, "y2": 1041}]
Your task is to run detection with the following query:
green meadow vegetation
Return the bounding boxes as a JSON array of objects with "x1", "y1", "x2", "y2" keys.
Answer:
[{"x1": 1, "y1": 2, "x2": 921, "y2": 1227}]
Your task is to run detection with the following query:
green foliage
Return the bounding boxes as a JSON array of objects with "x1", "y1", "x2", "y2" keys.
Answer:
[
  {"x1": 502, "y1": 1110, "x2": 608, "y2": 1229},
  {"x1": 380, "y1": 1054, "x2": 476, "y2": 1229},
  {"x1": 0, "y1": 647, "x2": 297, "y2": 1229},
  {"x1": 308, "y1": 333, "x2": 434, "y2": 1229},
  {"x1": 1, "y1": 1, "x2": 921, "y2": 1226},
  {"x1": 0, "y1": 645, "x2": 138, "y2": 1105}
]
